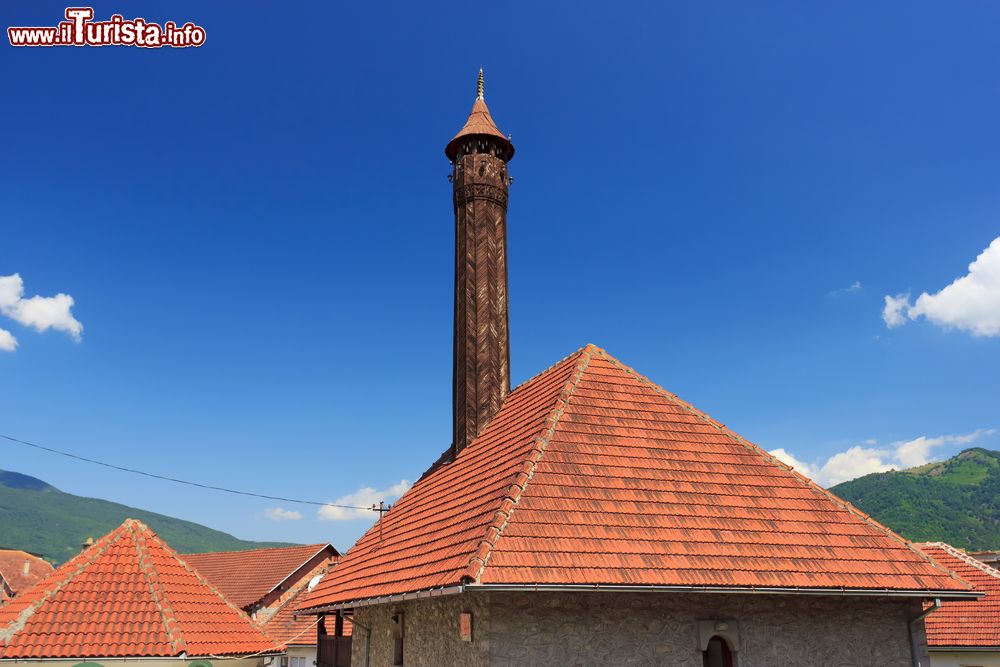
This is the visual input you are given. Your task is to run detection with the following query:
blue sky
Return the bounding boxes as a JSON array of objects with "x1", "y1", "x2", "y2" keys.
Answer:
[{"x1": 2, "y1": 1, "x2": 998, "y2": 551}]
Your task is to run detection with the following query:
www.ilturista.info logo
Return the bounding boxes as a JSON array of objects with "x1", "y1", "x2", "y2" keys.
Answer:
[{"x1": 8, "y1": 7, "x2": 205, "y2": 48}]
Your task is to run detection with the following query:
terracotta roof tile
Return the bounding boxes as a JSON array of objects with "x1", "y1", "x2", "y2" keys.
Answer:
[
  {"x1": 300, "y1": 345, "x2": 972, "y2": 611},
  {"x1": 183, "y1": 543, "x2": 337, "y2": 609},
  {"x1": 0, "y1": 551, "x2": 53, "y2": 598},
  {"x1": 0, "y1": 519, "x2": 279, "y2": 658},
  {"x1": 915, "y1": 543, "x2": 1000, "y2": 648}
]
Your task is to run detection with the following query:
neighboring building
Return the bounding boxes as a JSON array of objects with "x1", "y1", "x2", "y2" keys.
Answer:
[
  {"x1": 298, "y1": 71, "x2": 979, "y2": 667},
  {"x1": 259, "y1": 561, "x2": 352, "y2": 667},
  {"x1": 970, "y1": 550, "x2": 1000, "y2": 568},
  {"x1": 916, "y1": 543, "x2": 1000, "y2": 667},
  {"x1": 0, "y1": 518, "x2": 279, "y2": 665},
  {"x1": 0, "y1": 549, "x2": 52, "y2": 602},
  {"x1": 184, "y1": 543, "x2": 346, "y2": 666}
]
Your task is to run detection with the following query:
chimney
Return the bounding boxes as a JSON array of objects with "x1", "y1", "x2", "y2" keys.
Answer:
[
  {"x1": 22, "y1": 559, "x2": 29, "y2": 577},
  {"x1": 446, "y1": 70, "x2": 515, "y2": 457},
  {"x1": 81, "y1": 537, "x2": 95, "y2": 551}
]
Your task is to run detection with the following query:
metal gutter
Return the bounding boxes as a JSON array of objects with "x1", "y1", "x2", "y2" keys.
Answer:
[
  {"x1": 909, "y1": 597, "x2": 941, "y2": 667},
  {"x1": 929, "y1": 645, "x2": 1000, "y2": 652},
  {"x1": 345, "y1": 611, "x2": 371, "y2": 667},
  {"x1": 467, "y1": 583, "x2": 982, "y2": 601},
  {"x1": 300, "y1": 581, "x2": 979, "y2": 613}
]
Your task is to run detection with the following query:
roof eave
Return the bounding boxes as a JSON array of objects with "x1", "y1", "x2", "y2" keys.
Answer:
[
  {"x1": 444, "y1": 132, "x2": 515, "y2": 162},
  {"x1": 466, "y1": 582, "x2": 982, "y2": 601},
  {"x1": 296, "y1": 581, "x2": 980, "y2": 613},
  {"x1": 299, "y1": 584, "x2": 467, "y2": 614},
  {"x1": 929, "y1": 645, "x2": 1000, "y2": 652}
]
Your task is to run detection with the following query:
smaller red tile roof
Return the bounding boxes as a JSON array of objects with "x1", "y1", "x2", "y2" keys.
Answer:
[
  {"x1": 258, "y1": 560, "x2": 352, "y2": 647},
  {"x1": 0, "y1": 550, "x2": 53, "y2": 598},
  {"x1": 915, "y1": 542, "x2": 1000, "y2": 648},
  {"x1": 0, "y1": 519, "x2": 278, "y2": 659},
  {"x1": 445, "y1": 72, "x2": 514, "y2": 161},
  {"x1": 183, "y1": 543, "x2": 338, "y2": 609}
]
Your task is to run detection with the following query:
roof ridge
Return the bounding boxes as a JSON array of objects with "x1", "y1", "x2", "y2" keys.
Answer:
[
  {"x1": 184, "y1": 543, "x2": 328, "y2": 557},
  {"x1": 130, "y1": 520, "x2": 187, "y2": 655},
  {"x1": 594, "y1": 348, "x2": 973, "y2": 590},
  {"x1": 463, "y1": 345, "x2": 596, "y2": 583},
  {"x1": 415, "y1": 347, "x2": 596, "y2": 482},
  {"x1": 918, "y1": 542, "x2": 1000, "y2": 582},
  {"x1": 0, "y1": 522, "x2": 128, "y2": 643}
]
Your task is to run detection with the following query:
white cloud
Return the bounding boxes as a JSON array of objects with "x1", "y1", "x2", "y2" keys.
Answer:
[
  {"x1": 264, "y1": 507, "x2": 303, "y2": 521},
  {"x1": 894, "y1": 429, "x2": 997, "y2": 468},
  {"x1": 829, "y1": 281, "x2": 863, "y2": 298},
  {"x1": 882, "y1": 237, "x2": 1000, "y2": 336},
  {"x1": 770, "y1": 428, "x2": 996, "y2": 487},
  {"x1": 317, "y1": 480, "x2": 412, "y2": 521},
  {"x1": 815, "y1": 445, "x2": 895, "y2": 486},
  {"x1": 0, "y1": 273, "x2": 83, "y2": 342},
  {"x1": 770, "y1": 448, "x2": 818, "y2": 479},
  {"x1": 882, "y1": 293, "x2": 911, "y2": 328},
  {"x1": 0, "y1": 327, "x2": 17, "y2": 352},
  {"x1": 0, "y1": 277, "x2": 19, "y2": 308}
]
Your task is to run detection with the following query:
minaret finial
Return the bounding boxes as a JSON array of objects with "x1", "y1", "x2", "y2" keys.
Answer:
[{"x1": 477, "y1": 68, "x2": 484, "y2": 101}]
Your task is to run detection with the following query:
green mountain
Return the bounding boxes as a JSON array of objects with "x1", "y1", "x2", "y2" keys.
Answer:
[
  {"x1": 0, "y1": 470, "x2": 294, "y2": 564},
  {"x1": 830, "y1": 448, "x2": 1000, "y2": 551}
]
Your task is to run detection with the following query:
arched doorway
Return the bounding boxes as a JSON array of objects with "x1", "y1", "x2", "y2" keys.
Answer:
[{"x1": 702, "y1": 635, "x2": 734, "y2": 667}]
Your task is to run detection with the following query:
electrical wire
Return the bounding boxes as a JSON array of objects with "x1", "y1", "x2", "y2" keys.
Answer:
[{"x1": 0, "y1": 432, "x2": 375, "y2": 511}]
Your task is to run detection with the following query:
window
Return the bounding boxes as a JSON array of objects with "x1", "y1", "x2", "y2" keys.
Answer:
[
  {"x1": 392, "y1": 612, "x2": 405, "y2": 666},
  {"x1": 703, "y1": 636, "x2": 734, "y2": 667}
]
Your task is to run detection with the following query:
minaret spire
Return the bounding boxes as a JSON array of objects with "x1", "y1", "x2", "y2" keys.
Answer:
[{"x1": 446, "y1": 72, "x2": 515, "y2": 457}]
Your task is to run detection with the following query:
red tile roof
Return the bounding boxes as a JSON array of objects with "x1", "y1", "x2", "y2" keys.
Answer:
[
  {"x1": 915, "y1": 542, "x2": 1000, "y2": 648},
  {"x1": 0, "y1": 550, "x2": 53, "y2": 598},
  {"x1": 301, "y1": 345, "x2": 972, "y2": 611},
  {"x1": 445, "y1": 97, "x2": 514, "y2": 161},
  {"x1": 258, "y1": 560, "x2": 352, "y2": 647},
  {"x1": 183, "y1": 543, "x2": 338, "y2": 609},
  {"x1": 0, "y1": 519, "x2": 279, "y2": 659}
]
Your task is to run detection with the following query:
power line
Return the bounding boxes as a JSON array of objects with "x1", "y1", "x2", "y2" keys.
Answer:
[{"x1": 0, "y1": 432, "x2": 375, "y2": 511}]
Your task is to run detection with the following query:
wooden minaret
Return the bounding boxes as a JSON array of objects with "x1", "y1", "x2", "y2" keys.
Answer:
[{"x1": 446, "y1": 69, "x2": 516, "y2": 457}]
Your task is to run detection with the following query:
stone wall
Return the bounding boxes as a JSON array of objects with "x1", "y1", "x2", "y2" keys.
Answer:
[
  {"x1": 929, "y1": 650, "x2": 1000, "y2": 667},
  {"x1": 351, "y1": 590, "x2": 928, "y2": 667},
  {"x1": 350, "y1": 592, "x2": 490, "y2": 667},
  {"x1": 489, "y1": 592, "x2": 925, "y2": 667}
]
